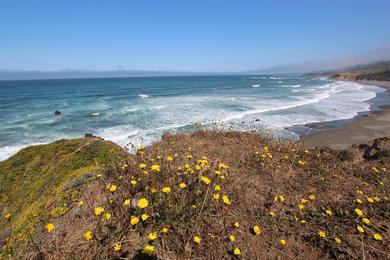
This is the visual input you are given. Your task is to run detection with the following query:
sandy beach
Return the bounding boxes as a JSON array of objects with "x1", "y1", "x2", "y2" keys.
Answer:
[{"x1": 302, "y1": 80, "x2": 390, "y2": 149}]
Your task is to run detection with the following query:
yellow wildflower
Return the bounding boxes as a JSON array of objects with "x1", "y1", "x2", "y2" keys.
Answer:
[
  {"x1": 298, "y1": 204, "x2": 305, "y2": 210},
  {"x1": 148, "y1": 232, "x2": 158, "y2": 240},
  {"x1": 113, "y1": 243, "x2": 121, "y2": 251},
  {"x1": 301, "y1": 198, "x2": 308, "y2": 204},
  {"x1": 123, "y1": 199, "x2": 131, "y2": 207},
  {"x1": 229, "y1": 235, "x2": 235, "y2": 241},
  {"x1": 373, "y1": 196, "x2": 380, "y2": 202},
  {"x1": 274, "y1": 195, "x2": 285, "y2": 203},
  {"x1": 4, "y1": 213, "x2": 11, "y2": 220},
  {"x1": 325, "y1": 210, "x2": 333, "y2": 216},
  {"x1": 214, "y1": 185, "x2": 221, "y2": 191},
  {"x1": 318, "y1": 231, "x2": 326, "y2": 238},
  {"x1": 179, "y1": 182, "x2": 187, "y2": 189},
  {"x1": 357, "y1": 225, "x2": 364, "y2": 233},
  {"x1": 130, "y1": 216, "x2": 139, "y2": 225},
  {"x1": 335, "y1": 237, "x2": 341, "y2": 244},
  {"x1": 102, "y1": 213, "x2": 111, "y2": 221},
  {"x1": 166, "y1": 156, "x2": 173, "y2": 161},
  {"x1": 297, "y1": 160, "x2": 306, "y2": 165},
  {"x1": 139, "y1": 163, "x2": 147, "y2": 169},
  {"x1": 214, "y1": 170, "x2": 222, "y2": 175},
  {"x1": 141, "y1": 213, "x2": 149, "y2": 221},
  {"x1": 222, "y1": 195, "x2": 231, "y2": 205},
  {"x1": 162, "y1": 187, "x2": 171, "y2": 193},
  {"x1": 373, "y1": 233, "x2": 382, "y2": 241},
  {"x1": 109, "y1": 184, "x2": 117, "y2": 192},
  {"x1": 130, "y1": 180, "x2": 137, "y2": 185},
  {"x1": 45, "y1": 223, "x2": 55, "y2": 233},
  {"x1": 309, "y1": 194, "x2": 315, "y2": 200},
  {"x1": 218, "y1": 163, "x2": 229, "y2": 169},
  {"x1": 96, "y1": 173, "x2": 102, "y2": 178},
  {"x1": 151, "y1": 164, "x2": 160, "y2": 172},
  {"x1": 78, "y1": 200, "x2": 84, "y2": 207},
  {"x1": 269, "y1": 211, "x2": 276, "y2": 217},
  {"x1": 143, "y1": 245, "x2": 155, "y2": 255},
  {"x1": 200, "y1": 176, "x2": 211, "y2": 185},
  {"x1": 234, "y1": 222, "x2": 240, "y2": 228},
  {"x1": 137, "y1": 198, "x2": 149, "y2": 209},
  {"x1": 94, "y1": 207, "x2": 105, "y2": 216},
  {"x1": 356, "y1": 189, "x2": 364, "y2": 195},
  {"x1": 366, "y1": 197, "x2": 374, "y2": 203},
  {"x1": 355, "y1": 208, "x2": 364, "y2": 216},
  {"x1": 213, "y1": 193, "x2": 220, "y2": 200},
  {"x1": 193, "y1": 236, "x2": 201, "y2": 244},
  {"x1": 253, "y1": 225, "x2": 261, "y2": 235},
  {"x1": 84, "y1": 231, "x2": 93, "y2": 241},
  {"x1": 161, "y1": 227, "x2": 169, "y2": 233},
  {"x1": 356, "y1": 198, "x2": 363, "y2": 204},
  {"x1": 233, "y1": 248, "x2": 241, "y2": 255},
  {"x1": 362, "y1": 218, "x2": 370, "y2": 224},
  {"x1": 280, "y1": 239, "x2": 287, "y2": 246}
]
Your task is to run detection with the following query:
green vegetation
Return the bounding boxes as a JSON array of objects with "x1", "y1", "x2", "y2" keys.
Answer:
[{"x1": 0, "y1": 137, "x2": 125, "y2": 247}]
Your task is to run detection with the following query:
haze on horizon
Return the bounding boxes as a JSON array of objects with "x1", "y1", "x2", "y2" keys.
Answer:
[{"x1": 1, "y1": 0, "x2": 390, "y2": 79}]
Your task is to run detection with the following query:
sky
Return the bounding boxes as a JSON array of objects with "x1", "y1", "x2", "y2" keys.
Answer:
[{"x1": 0, "y1": 0, "x2": 389, "y2": 73}]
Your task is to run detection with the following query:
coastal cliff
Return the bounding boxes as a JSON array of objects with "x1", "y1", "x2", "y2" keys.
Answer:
[{"x1": 1, "y1": 131, "x2": 389, "y2": 259}]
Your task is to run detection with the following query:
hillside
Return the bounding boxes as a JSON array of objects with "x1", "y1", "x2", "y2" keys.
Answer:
[
  {"x1": 0, "y1": 137, "x2": 126, "y2": 256},
  {"x1": 1, "y1": 131, "x2": 389, "y2": 259},
  {"x1": 330, "y1": 61, "x2": 390, "y2": 81}
]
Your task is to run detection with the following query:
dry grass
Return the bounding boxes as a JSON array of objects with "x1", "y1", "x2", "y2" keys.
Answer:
[{"x1": 2, "y1": 131, "x2": 390, "y2": 259}]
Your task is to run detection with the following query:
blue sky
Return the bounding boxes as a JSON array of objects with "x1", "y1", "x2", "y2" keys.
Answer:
[{"x1": 0, "y1": 0, "x2": 389, "y2": 72}]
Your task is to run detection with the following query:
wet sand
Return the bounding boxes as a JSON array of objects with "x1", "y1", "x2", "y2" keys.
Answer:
[{"x1": 301, "y1": 80, "x2": 390, "y2": 149}]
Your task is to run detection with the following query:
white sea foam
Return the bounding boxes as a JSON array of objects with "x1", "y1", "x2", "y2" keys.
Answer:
[
  {"x1": 138, "y1": 94, "x2": 149, "y2": 98},
  {"x1": 252, "y1": 84, "x2": 260, "y2": 88}
]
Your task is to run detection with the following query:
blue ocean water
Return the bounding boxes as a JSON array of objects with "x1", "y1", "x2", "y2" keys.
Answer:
[{"x1": 0, "y1": 75, "x2": 384, "y2": 160}]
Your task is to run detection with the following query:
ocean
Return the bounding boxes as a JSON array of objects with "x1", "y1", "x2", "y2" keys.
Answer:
[{"x1": 0, "y1": 75, "x2": 384, "y2": 160}]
